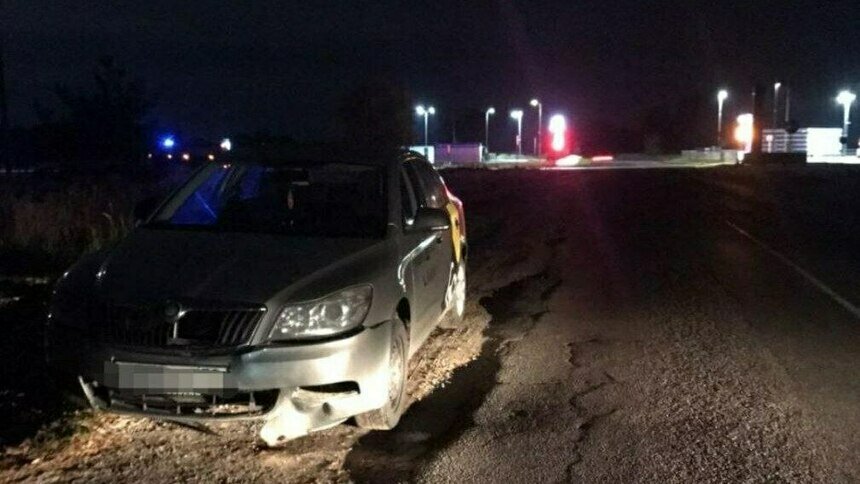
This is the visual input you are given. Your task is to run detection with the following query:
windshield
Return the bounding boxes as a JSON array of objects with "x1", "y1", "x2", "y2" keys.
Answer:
[{"x1": 150, "y1": 162, "x2": 386, "y2": 237}]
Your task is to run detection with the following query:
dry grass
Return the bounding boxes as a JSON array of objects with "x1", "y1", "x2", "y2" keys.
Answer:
[{"x1": 0, "y1": 178, "x2": 143, "y2": 270}]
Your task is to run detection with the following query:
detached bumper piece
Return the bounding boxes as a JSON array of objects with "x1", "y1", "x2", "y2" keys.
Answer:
[
  {"x1": 260, "y1": 383, "x2": 360, "y2": 446},
  {"x1": 80, "y1": 376, "x2": 365, "y2": 446}
]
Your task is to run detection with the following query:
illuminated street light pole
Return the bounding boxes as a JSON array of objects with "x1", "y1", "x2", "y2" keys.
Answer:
[
  {"x1": 772, "y1": 82, "x2": 781, "y2": 128},
  {"x1": 0, "y1": 36, "x2": 9, "y2": 174},
  {"x1": 717, "y1": 90, "x2": 729, "y2": 147},
  {"x1": 510, "y1": 110, "x2": 524, "y2": 156},
  {"x1": 415, "y1": 105, "x2": 436, "y2": 157},
  {"x1": 836, "y1": 90, "x2": 856, "y2": 155},
  {"x1": 530, "y1": 99, "x2": 542, "y2": 156},
  {"x1": 485, "y1": 107, "x2": 495, "y2": 151}
]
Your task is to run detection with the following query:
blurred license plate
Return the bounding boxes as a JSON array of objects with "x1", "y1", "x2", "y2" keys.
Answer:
[{"x1": 106, "y1": 361, "x2": 228, "y2": 391}]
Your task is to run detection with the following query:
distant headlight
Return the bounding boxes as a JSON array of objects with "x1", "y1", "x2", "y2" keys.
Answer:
[{"x1": 268, "y1": 285, "x2": 372, "y2": 341}]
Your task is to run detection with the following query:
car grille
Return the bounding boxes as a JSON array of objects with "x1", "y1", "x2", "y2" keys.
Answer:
[{"x1": 103, "y1": 305, "x2": 266, "y2": 348}]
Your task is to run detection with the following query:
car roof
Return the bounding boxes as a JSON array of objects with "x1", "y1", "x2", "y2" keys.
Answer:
[{"x1": 226, "y1": 143, "x2": 418, "y2": 167}]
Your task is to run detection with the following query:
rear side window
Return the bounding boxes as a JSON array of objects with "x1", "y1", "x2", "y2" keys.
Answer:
[{"x1": 411, "y1": 160, "x2": 448, "y2": 209}]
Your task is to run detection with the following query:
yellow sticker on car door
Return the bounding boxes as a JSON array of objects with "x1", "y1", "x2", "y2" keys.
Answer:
[{"x1": 445, "y1": 202, "x2": 462, "y2": 264}]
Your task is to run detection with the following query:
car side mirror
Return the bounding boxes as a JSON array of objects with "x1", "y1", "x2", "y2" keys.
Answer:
[
  {"x1": 133, "y1": 196, "x2": 159, "y2": 224},
  {"x1": 411, "y1": 207, "x2": 450, "y2": 232}
]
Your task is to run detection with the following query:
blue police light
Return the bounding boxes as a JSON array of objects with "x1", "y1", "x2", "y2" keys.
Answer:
[{"x1": 160, "y1": 136, "x2": 176, "y2": 150}]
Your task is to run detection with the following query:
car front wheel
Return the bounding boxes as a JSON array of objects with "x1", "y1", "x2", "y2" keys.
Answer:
[
  {"x1": 441, "y1": 259, "x2": 466, "y2": 328},
  {"x1": 354, "y1": 318, "x2": 408, "y2": 430}
]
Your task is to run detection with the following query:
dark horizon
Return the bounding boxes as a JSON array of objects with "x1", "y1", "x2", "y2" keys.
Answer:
[{"x1": 3, "y1": 1, "x2": 859, "y2": 152}]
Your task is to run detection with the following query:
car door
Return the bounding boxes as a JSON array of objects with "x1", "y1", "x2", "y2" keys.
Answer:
[
  {"x1": 399, "y1": 163, "x2": 437, "y2": 341},
  {"x1": 408, "y1": 160, "x2": 454, "y2": 329}
]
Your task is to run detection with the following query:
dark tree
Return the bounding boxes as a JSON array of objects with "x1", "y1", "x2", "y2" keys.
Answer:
[
  {"x1": 337, "y1": 80, "x2": 412, "y2": 150},
  {"x1": 576, "y1": 118, "x2": 642, "y2": 155},
  {"x1": 639, "y1": 90, "x2": 712, "y2": 154},
  {"x1": 37, "y1": 56, "x2": 152, "y2": 171}
]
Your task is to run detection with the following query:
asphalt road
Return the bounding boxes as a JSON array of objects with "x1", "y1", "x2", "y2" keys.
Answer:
[
  {"x1": 420, "y1": 165, "x2": 860, "y2": 483},
  {"x1": 2, "y1": 164, "x2": 859, "y2": 482}
]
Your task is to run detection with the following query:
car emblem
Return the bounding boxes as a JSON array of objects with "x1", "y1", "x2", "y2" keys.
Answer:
[
  {"x1": 161, "y1": 301, "x2": 184, "y2": 343},
  {"x1": 163, "y1": 301, "x2": 182, "y2": 322}
]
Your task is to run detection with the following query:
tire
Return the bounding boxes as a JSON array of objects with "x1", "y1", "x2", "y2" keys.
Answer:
[
  {"x1": 440, "y1": 259, "x2": 467, "y2": 328},
  {"x1": 354, "y1": 318, "x2": 409, "y2": 430}
]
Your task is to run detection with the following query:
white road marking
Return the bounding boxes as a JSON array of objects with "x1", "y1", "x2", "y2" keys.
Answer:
[{"x1": 725, "y1": 220, "x2": 860, "y2": 320}]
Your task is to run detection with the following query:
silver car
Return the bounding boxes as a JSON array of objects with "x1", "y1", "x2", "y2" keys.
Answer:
[{"x1": 46, "y1": 149, "x2": 467, "y2": 445}]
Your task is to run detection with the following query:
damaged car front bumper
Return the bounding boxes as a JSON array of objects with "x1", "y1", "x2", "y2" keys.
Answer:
[{"x1": 53, "y1": 321, "x2": 395, "y2": 446}]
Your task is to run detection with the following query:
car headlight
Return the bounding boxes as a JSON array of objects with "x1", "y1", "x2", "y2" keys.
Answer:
[{"x1": 268, "y1": 285, "x2": 372, "y2": 340}]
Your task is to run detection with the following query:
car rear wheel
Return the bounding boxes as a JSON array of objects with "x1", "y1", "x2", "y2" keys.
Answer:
[
  {"x1": 440, "y1": 259, "x2": 466, "y2": 328},
  {"x1": 354, "y1": 319, "x2": 408, "y2": 430}
]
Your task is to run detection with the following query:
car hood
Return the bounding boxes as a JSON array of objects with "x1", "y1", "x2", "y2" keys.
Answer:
[{"x1": 95, "y1": 228, "x2": 384, "y2": 305}]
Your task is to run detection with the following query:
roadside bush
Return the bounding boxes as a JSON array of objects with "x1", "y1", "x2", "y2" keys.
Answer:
[{"x1": 0, "y1": 177, "x2": 146, "y2": 273}]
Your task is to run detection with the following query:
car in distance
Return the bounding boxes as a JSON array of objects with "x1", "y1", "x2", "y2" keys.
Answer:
[{"x1": 45, "y1": 147, "x2": 467, "y2": 446}]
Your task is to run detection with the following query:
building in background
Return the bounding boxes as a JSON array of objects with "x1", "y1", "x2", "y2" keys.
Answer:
[
  {"x1": 762, "y1": 128, "x2": 844, "y2": 161},
  {"x1": 434, "y1": 143, "x2": 483, "y2": 166},
  {"x1": 409, "y1": 144, "x2": 486, "y2": 165}
]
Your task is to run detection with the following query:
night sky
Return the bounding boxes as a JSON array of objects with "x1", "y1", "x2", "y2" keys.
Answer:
[{"x1": 3, "y1": 1, "x2": 859, "y2": 150}]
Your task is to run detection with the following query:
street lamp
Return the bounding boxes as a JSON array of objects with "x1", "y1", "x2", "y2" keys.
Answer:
[
  {"x1": 773, "y1": 82, "x2": 781, "y2": 129},
  {"x1": 717, "y1": 90, "x2": 729, "y2": 147},
  {"x1": 485, "y1": 107, "x2": 495, "y2": 152},
  {"x1": 836, "y1": 90, "x2": 856, "y2": 154},
  {"x1": 510, "y1": 109, "x2": 524, "y2": 156},
  {"x1": 415, "y1": 105, "x2": 436, "y2": 157},
  {"x1": 530, "y1": 99, "x2": 542, "y2": 156}
]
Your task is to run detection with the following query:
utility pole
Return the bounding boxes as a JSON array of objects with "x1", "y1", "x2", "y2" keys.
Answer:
[
  {"x1": 751, "y1": 84, "x2": 765, "y2": 155},
  {"x1": 784, "y1": 86, "x2": 793, "y2": 152},
  {"x1": 0, "y1": 32, "x2": 10, "y2": 173},
  {"x1": 772, "y1": 82, "x2": 781, "y2": 128},
  {"x1": 510, "y1": 110, "x2": 523, "y2": 156},
  {"x1": 530, "y1": 99, "x2": 542, "y2": 156},
  {"x1": 415, "y1": 105, "x2": 435, "y2": 158},
  {"x1": 717, "y1": 90, "x2": 728, "y2": 147},
  {"x1": 837, "y1": 91, "x2": 856, "y2": 155},
  {"x1": 484, "y1": 107, "x2": 495, "y2": 152}
]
